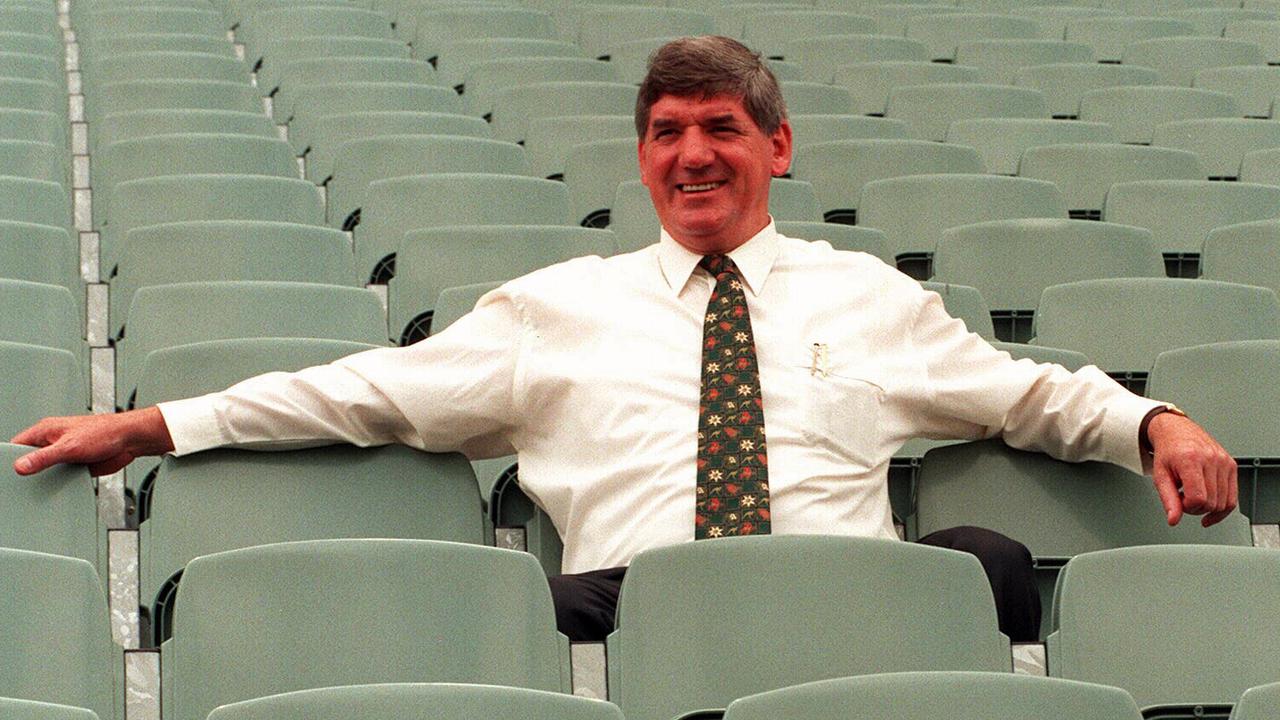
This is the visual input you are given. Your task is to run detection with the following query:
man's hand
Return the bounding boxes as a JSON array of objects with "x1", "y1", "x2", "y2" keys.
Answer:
[
  {"x1": 10, "y1": 407, "x2": 175, "y2": 477},
  {"x1": 1147, "y1": 411, "x2": 1238, "y2": 527}
]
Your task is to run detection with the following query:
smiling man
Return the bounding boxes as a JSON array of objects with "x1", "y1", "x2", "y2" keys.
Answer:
[{"x1": 14, "y1": 36, "x2": 1237, "y2": 643}]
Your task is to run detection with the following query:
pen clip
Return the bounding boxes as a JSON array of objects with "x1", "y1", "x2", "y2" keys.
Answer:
[{"x1": 810, "y1": 342, "x2": 828, "y2": 378}]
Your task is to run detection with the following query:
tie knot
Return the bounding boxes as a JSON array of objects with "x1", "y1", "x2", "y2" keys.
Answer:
[{"x1": 699, "y1": 254, "x2": 737, "y2": 277}]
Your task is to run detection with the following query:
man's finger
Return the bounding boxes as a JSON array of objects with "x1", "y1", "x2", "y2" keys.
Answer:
[
  {"x1": 1201, "y1": 508, "x2": 1233, "y2": 528},
  {"x1": 1176, "y1": 461, "x2": 1208, "y2": 515},
  {"x1": 1152, "y1": 462, "x2": 1183, "y2": 526},
  {"x1": 14, "y1": 445, "x2": 60, "y2": 476},
  {"x1": 10, "y1": 419, "x2": 56, "y2": 447}
]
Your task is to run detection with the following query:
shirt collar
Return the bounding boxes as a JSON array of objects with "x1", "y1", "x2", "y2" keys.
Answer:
[{"x1": 657, "y1": 218, "x2": 780, "y2": 297}]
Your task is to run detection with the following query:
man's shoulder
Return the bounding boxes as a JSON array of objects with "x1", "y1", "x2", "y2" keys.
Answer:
[{"x1": 501, "y1": 244, "x2": 656, "y2": 297}]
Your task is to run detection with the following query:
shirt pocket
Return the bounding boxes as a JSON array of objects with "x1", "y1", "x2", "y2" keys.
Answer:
[{"x1": 793, "y1": 345, "x2": 887, "y2": 469}]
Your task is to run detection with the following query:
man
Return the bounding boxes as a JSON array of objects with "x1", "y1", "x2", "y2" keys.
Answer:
[{"x1": 14, "y1": 37, "x2": 1237, "y2": 644}]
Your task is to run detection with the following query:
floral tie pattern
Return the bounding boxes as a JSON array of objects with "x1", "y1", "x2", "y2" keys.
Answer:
[{"x1": 696, "y1": 254, "x2": 770, "y2": 539}]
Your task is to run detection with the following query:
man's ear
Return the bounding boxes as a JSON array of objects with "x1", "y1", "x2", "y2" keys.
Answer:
[
  {"x1": 769, "y1": 119, "x2": 793, "y2": 177},
  {"x1": 637, "y1": 139, "x2": 650, "y2": 187}
]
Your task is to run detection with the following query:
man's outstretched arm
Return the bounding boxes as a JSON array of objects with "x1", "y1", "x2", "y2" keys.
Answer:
[
  {"x1": 11, "y1": 407, "x2": 175, "y2": 477},
  {"x1": 1145, "y1": 411, "x2": 1238, "y2": 528}
]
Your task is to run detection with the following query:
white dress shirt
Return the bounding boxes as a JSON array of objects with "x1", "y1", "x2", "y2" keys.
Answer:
[{"x1": 159, "y1": 222, "x2": 1162, "y2": 574}]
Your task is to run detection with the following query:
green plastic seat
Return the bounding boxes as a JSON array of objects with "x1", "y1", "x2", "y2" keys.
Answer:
[
  {"x1": 0, "y1": 221, "x2": 79, "y2": 304},
  {"x1": 0, "y1": 51, "x2": 60, "y2": 85},
  {"x1": 77, "y1": 7, "x2": 224, "y2": 46},
  {"x1": 76, "y1": 33, "x2": 235, "y2": 67},
  {"x1": 724, "y1": 672, "x2": 1144, "y2": 720},
  {"x1": 918, "y1": 439, "x2": 1251, "y2": 637},
  {"x1": 783, "y1": 34, "x2": 928, "y2": 84},
  {"x1": 0, "y1": 109, "x2": 66, "y2": 149},
  {"x1": 208, "y1": 683, "x2": 621, "y2": 720},
  {"x1": 775, "y1": 221, "x2": 894, "y2": 265},
  {"x1": 1225, "y1": 19, "x2": 1280, "y2": 64},
  {"x1": 609, "y1": 179, "x2": 822, "y2": 253},
  {"x1": 431, "y1": 282, "x2": 500, "y2": 335},
  {"x1": 779, "y1": 81, "x2": 854, "y2": 115},
  {"x1": 1148, "y1": 340, "x2": 1280, "y2": 521},
  {"x1": 82, "y1": 52, "x2": 249, "y2": 98},
  {"x1": 167, "y1": 539, "x2": 569, "y2": 720},
  {"x1": 562, "y1": 138, "x2": 639, "y2": 227},
  {"x1": 1079, "y1": 86, "x2": 1241, "y2": 145},
  {"x1": 101, "y1": 174, "x2": 324, "y2": 279},
  {"x1": 88, "y1": 80, "x2": 264, "y2": 150},
  {"x1": 740, "y1": 10, "x2": 877, "y2": 59},
  {"x1": 0, "y1": 7, "x2": 62, "y2": 37},
  {"x1": 0, "y1": 176, "x2": 70, "y2": 236},
  {"x1": 1063, "y1": 16, "x2": 1196, "y2": 63},
  {"x1": 461, "y1": 57, "x2": 618, "y2": 118},
  {"x1": 525, "y1": 114, "x2": 633, "y2": 180},
  {"x1": 390, "y1": 225, "x2": 617, "y2": 344},
  {"x1": 576, "y1": 6, "x2": 713, "y2": 60},
  {"x1": 1009, "y1": 5, "x2": 1121, "y2": 39},
  {"x1": 1047, "y1": 545, "x2": 1280, "y2": 717},
  {"x1": 1122, "y1": 37, "x2": 1266, "y2": 88},
  {"x1": 410, "y1": 6, "x2": 557, "y2": 61},
  {"x1": 945, "y1": 119, "x2": 1113, "y2": 176},
  {"x1": 0, "y1": 32, "x2": 63, "y2": 70},
  {"x1": 0, "y1": 279, "x2": 82, "y2": 362},
  {"x1": 886, "y1": 83, "x2": 1049, "y2": 141},
  {"x1": 1241, "y1": 148, "x2": 1280, "y2": 185},
  {"x1": 933, "y1": 219, "x2": 1163, "y2": 342},
  {"x1": 869, "y1": 3, "x2": 969, "y2": 36},
  {"x1": 256, "y1": 36, "x2": 409, "y2": 96},
  {"x1": 222, "y1": 0, "x2": 351, "y2": 29},
  {"x1": 707, "y1": 2, "x2": 812, "y2": 37},
  {"x1": 790, "y1": 139, "x2": 984, "y2": 224},
  {"x1": 1014, "y1": 63, "x2": 1159, "y2": 119},
  {"x1": 329, "y1": 135, "x2": 528, "y2": 229},
  {"x1": 953, "y1": 39, "x2": 1093, "y2": 85},
  {"x1": 1153, "y1": 118, "x2": 1280, "y2": 180},
  {"x1": 1103, "y1": 180, "x2": 1280, "y2": 256},
  {"x1": 1033, "y1": 278, "x2": 1280, "y2": 389},
  {"x1": 601, "y1": 35, "x2": 683, "y2": 85},
  {"x1": 1175, "y1": 7, "x2": 1277, "y2": 35},
  {"x1": 287, "y1": 82, "x2": 465, "y2": 155},
  {"x1": 831, "y1": 60, "x2": 981, "y2": 116},
  {"x1": 1194, "y1": 65, "x2": 1280, "y2": 119},
  {"x1": 1202, "y1": 220, "x2": 1280, "y2": 296},
  {"x1": 607, "y1": 536, "x2": 1009, "y2": 720},
  {"x1": 238, "y1": 6, "x2": 393, "y2": 69},
  {"x1": 489, "y1": 81, "x2": 637, "y2": 144},
  {"x1": 0, "y1": 344, "x2": 86, "y2": 441},
  {"x1": 116, "y1": 281, "x2": 387, "y2": 404},
  {"x1": 432, "y1": 37, "x2": 583, "y2": 91},
  {"x1": 142, "y1": 445, "x2": 483, "y2": 643},
  {"x1": 789, "y1": 114, "x2": 907, "y2": 147},
  {"x1": 355, "y1": 173, "x2": 572, "y2": 283},
  {"x1": 0, "y1": 549, "x2": 118, "y2": 720},
  {"x1": 0, "y1": 698, "x2": 100, "y2": 720},
  {"x1": 918, "y1": 281, "x2": 995, "y2": 339},
  {"x1": 92, "y1": 133, "x2": 297, "y2": 229},
  {"x1": 858, "y1": 174, "x2": 1066, "y2": 275},
  {"x1": 0, "y1": 78, "x2": 62, "y2": 116},
  {"x1": 0, "y1": 140, "x2": 65, "y2": 186},
  {"x1": 112, "y1": 220, "x2": 357, "y2": 339},
  {"x1": 1232, "y1": 682, "x2": 1280, "y2": 720},
  {"x1": 1018, "y1": 144, "x2": 1204, "y2": 220},
  {"x1": 906, "y1": 13, "x2": 1040, "y2": 61},
  {"x1": 306, "y1": 111, "x2": 491, "y2": 184},
  {"x1": 272, "y1": 57, "x2": 439, "y2": 123},
  {"x1": 96, "y1": 110, "x2": 276, "y2": 157}
]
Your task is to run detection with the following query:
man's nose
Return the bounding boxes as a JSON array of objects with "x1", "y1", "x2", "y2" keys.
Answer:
[{"x1": 678, "y1": 130, "x2": 714, "y2": 168}]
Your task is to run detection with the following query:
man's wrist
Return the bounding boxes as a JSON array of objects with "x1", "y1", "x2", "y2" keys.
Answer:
[{"x1": 1139, "y1": 403, "x2": 1188, "y2": 456}]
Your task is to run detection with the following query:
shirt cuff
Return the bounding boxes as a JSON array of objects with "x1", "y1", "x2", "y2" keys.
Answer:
[
  {"x1": 1102, "y1": 392, "x2": 1168, "y2": 476},
  {"x1": 156, "y1": 396, "x2": 227, "y2": 456}
]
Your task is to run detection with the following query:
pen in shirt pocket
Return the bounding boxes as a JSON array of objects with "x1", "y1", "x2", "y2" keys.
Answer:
[{"x1": 810, "y1": 342, "x2": 828, "y2": 378}]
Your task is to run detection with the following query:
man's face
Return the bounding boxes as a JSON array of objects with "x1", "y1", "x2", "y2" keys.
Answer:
[{"x1": 638, "y1": 93, "x2": 792, "y2": 255}]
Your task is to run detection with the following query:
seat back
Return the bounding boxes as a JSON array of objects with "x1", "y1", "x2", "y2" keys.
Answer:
[
  {"x1": 0, "y1": 221, "x2": 79, "y2": 303},
  {"x1": 525, "y1": 114, "x2": 633, "y2": 180},
  {"x1": 0, "y1": 279, "x2": 81, "y2": 360},
  {"x1": 1201, "y1": 220, "x2": 1280, "y2": 296},
  {"x1": 489, "y1": 81, "x2": 637, "y2": 144},
  {"x1": 1079, "y1": 86, "x2": 1241, "y2": 144},
  {"x1": 1018, "y1": 144, "x2": 1204, "y2": 218},
  {"x1": 462, "y1": 57, "x2": 619, "y2": 118},
  {"x1": 1152, "y1": 118, "x2": 1280, "y2": 179},
  {"x1": 1064, "y1": 16, "x2": 1195, "y2": 62},
  {"x1": 306, "y1": 110, "x2": 491, "y2": 184},
  {"x1": 287, "y1": 82, "x2": 464, "y2": 155},
  {"x1": 1232, "y1": 682, "x2": 1280, "y2": 720},
  {"x1": 785, "y1": 34, "x2": 928, "y2": 83},
  {"x1": 779, "y1": 81, "x2": 855, "y2": 115},
  {"x1": 1121, "y1": 36, "x2": 1266, "y2": 87},
  {"x1": 1193, "y1": 65, "x2": 1280, "y2": 119},
  {"x1": 1103, "y1": 180, "x2": 1280, "y2": 255},
  {"x1": 789, "y1": 114, "x2": 907, "y2": 146},
  {"x1": 886, "y1": 83, "x2": 1049, "y2": 141},
  {"x1": 95, "y1": 109, "x2": 277, "y2": 151},
  {"x1": 741, "y1": 10, "x2": 877, "y2": 59},
  {"x1": 0, "y1": 344, "x2": 86, "y2": 440},
  {"x1": 954, "y1": 39, "x2": 1093, "y2": 85},
  {"x1": 919, "y1": 281, "x2": 995, "y2": 339},
  {"x1": 432, "y1": 37, "x2": 582, "y2": 90},
  {"x1": 272, "y1": 57, "x2": 438, "y2": 122},
  {"x1": 256, "y1": 36, "x2": 409, "y2": 95},
  {"x1": 0, "y1": 441, "x2": 97, "y2": 565},
  {"x1": 239, "y1": 6, "x2": 393, "y2": 68},
  {"x1": 906, "y1": 12, "x2": 1040, "y2": 60},
  {"x1": 1014, "y1": 63, "x2": 1158, "y2": 119},
  {"x1": 0, "y1": 175, "x2": 71, "y2": 234},
  {"x1": 410, "y1": 6, "x2": 556, "y2": 59},
  {"x1": 577, "y1": 7, "x2": 713, "y2": 59},
  {"x1": 0, "y1": 698, "x2": 100, "y2": 720},
  {"x1": 946, "y1": 118, "x2": 1113, "y2": 175}
]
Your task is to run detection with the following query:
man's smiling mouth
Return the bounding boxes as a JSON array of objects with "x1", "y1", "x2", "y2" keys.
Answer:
[{"x1": 678, "y1": 181, "x2": 725, "y2": 193}]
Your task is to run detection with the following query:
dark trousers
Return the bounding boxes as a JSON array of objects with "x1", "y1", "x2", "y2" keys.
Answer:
[{"x1": 547, "y1": 526, "x2": 1041, "y2": 642}]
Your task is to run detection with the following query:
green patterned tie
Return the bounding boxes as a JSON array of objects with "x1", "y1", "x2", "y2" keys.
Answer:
[{"x1": 695, "y1": 254, "x2": 770, "y2": 539}]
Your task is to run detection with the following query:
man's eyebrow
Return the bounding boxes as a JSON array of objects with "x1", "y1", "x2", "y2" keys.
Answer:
[
  {"x1": 702, "y1": 114, "x2": 740, "y2": 125},
  {"x1": 650, "y1": 118, "x2": 680, "y2": 130}
]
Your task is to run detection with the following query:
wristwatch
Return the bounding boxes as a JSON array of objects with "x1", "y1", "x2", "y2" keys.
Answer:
[{"x1": 1140, "y1": 403, "x2": 1188, "y2": 455}]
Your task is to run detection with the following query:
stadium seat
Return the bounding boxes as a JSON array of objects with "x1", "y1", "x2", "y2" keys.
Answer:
[
  {"x1": 906, "y1": 13, "x2": 1040, "y2": 61},
  {"x1": 223, "y1": 0, "x2": 350, "y2": 30},
  {"x1": 461, "y1": 57, "x2": 618, "y2": 119},
  {"x1": 390, "y1": 225, "x2": 619, "y2": 344},
  {"x1": 0, "y1": 140, "x2": 64, "y2": 187},
  {"x1": 789, "y1": 115, "x2": 908, "y2": 147},
  {"x1": 100, "y1": 175, "x2": 324, "y2": 281},
  {"x1": 780, "y1": 81, "x2": 855, "y2": 115},
  {"x1": 740, "y1": 10, "x2": 878, "y2": 59},
  {"x1": 0, "y1": 280, "x2": 83, "y2": 362},
  {"x1": 1033, "y1": 278, "x2": 1280, "y2": 391},
  {"x1": 0, "y1": 109, "x2": 67, "y2": 150},
  {"x1": 1010, "y1": 5, "x2": 1121, "y2": 39},
  {"x1": 945, "y1": 119, "x2": 1114, "y2": 175},
  {"x1": 0, "y1": 176, "x2": 69, "y2": 238},
  {"x1": 775, "y1": 221, "x2": 894, "y2": 265},
  {"x1": 1064, "y1": 17, "x2": 1197, "y2": 63},
  {"x1": 919, "y1": 281, "x2": 996, "y2": 339},
  {"x1": 525, "y1": 115, "x2": 633, "y2": 180},
  {"x1": 77, "y1": 7, "x2": 224, "y2": 46},
  {"x1": 76, "y1": 33, "x2": 233, "y2": 67},
  {"x1": 596, "y1": 36, "x2": 680, "y2": 85},
  {"x1": 782, "y1": 34, "x2": 929, "y2": 83},
  {"x1": 0, "y1": 32, "x2": 63, "y2": 70},
  {"x1": 1047, "y1": 545, "x2": 1280, "y2": 716},
  {"x1": 206, "y1": 684, "x2": 622, "y2": 720},
  {"x1": 328, "y1": 135, "x2": 527, "y2": 229},
  {"x1": 0, "y1": 698, "x2": 99, "y2": 720},
  {"x1": 790, "y1": 139, "x2": 983, "y2": 224},
  {"x1": 607, "y1": 536, "x2": 1009, "y2": 720},
  {"x1": 87, "y1": 80, "x2": 264, "y2": 150},
  {"x1": 431, "y1": 282, "x2": 500, "y2": 336},
  {"x1": 410, "y1": 7, "x2": 557, "y2": 61},
  {"x1": 0, "y1": 79, "x2": 64, "y2": 121},
  {"x1": 166, "y1": 540, "x2": 569, "y2": 720},
  {"x1": 0, "y1": 51, "x2": 61, "y2": 85},
  {"x1": 1017, "y1": 144, "x2": 1204, "y2": 220},
  {"x1": 115, "y1": 282, "x2": 388, "y2": 406},
  {"x1": 355, "y1": 174, "x2": 573, "y2": 283},
  {"x1": 1147, "y1": 340, "x2": 1280, "y2": 522},
  {"x1": 954, "y1": 39, "x2": 1094, "y2": 85},
  {"x1": 112, "y1": 221, "x2": 357, "y2": 340},
  {"x1": 1232, "y1": 682, "x2": 1280, "y2": 720},
  {"x1": 489, "y1": 81, "x2": 637, "y2": 144},
  {"x1": 286, "y1": 82, "x2": 465, "y2": 155},
  {"x1": 708, "y1": 1, "x2": 810, "y2": 38},
  {"x1": 576, "y1": 7, "x2": 713, "y2": 60},
  {"x1": 917, "y1": 440, "x2": 1251, "y2": 637},
  {"x1": 1152, "y1": 118, "x2": 1280, "y2": 179},
  {"x1": 831, "y1": 61, "x2": 981, "y2": 116},
  {"x1": 869, "y1": 3, "x2": 968, "y2": 36},
  {"x1": 305, "y1": 111, "x2": 491, "y2": 184},
  {"x1": 563, "y1": 138, "x2": 641, "y2": 227},
  {"x1": 1202, "y1": 220, "x2": 1280, "y2": 296},
  {"x1": 0, "y1": 221, "x2": 79, "y2": 306},
  {"x1": 238, "y1": 6, "x2": 394, "y2": 69},
  {"x1": 0, "y1": 549, "x2": 118, "y2": 720},
  {"x1": 1171, "y1": 7, "x2": 1278, "y2": 36},
  {"x1": 1240, "y1": 147, "x2": 1280, "y2": 184},
  {"x1": 91, "y1": 133, "x2": 297, "y2": 229},
  {"x1": 82, "y1": 52, "x2": 249, "y2": 95},
  {"x1": 1224, "y1": 19, "x2": 1280, "y2": 64},
  {"x1": 722, "y1": 672, "x2": 1144, "y2": 720},
  {"x1": 933, "y1": 219, "x2": 1164, "y2": 342},
  {"x1": 886, "y1": 83, "x2": 1049, "y2": 141},
  {"x1": 271, "y1": 57, "x2": 440, "y2": 123},
  {"x1": 0, "y1": 345, "x2": 86, "y2": 442},
  {"x1": 432, "y1": 38, "x2": 583, "y2": 91},
  {"x1": 1079, "y1": 86, "x2": 1241, "y2": 145},
  {"x1": 1194, "y1": 65, "x2": 1280, "y2": 118},
  {"x1": 1014, "y1": 63, "x2": 1158, "y2": 119},
  {"x1": 255, "y1": 36, "x2": 410, "y2": 96},
  {"x1": 858, "y1": 174, "x2": 1066, "y2": 277},
  {"x1": 95, "y1": 109, "x2": 277, "y2": 152},
  {"x1": 142, "y1": 446, "x2": 482, "y2": 643},
  {"x1": 1122, "y1": 37, "x2": 1267, "y2": 87}
]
